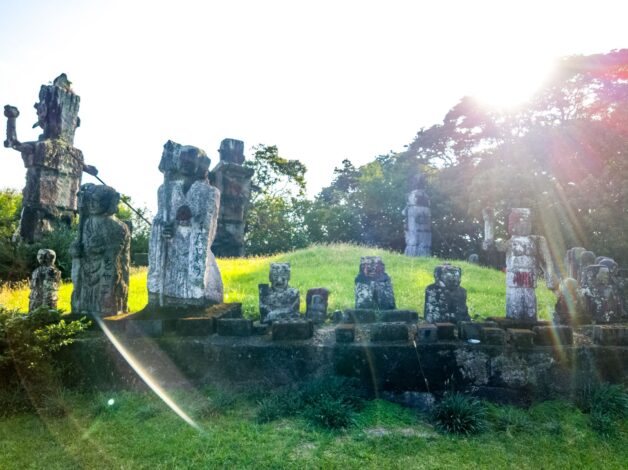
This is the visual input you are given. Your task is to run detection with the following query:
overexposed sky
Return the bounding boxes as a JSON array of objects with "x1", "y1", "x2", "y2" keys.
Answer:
[{"x1": 0, "y1": 0, "x2": 626, "y2": 211}]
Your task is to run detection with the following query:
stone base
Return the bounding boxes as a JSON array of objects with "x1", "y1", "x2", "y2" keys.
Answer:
[
  {"x1": 487, "y1": 316, "x2": 551, "y2": 330},
  {"x1": 435, "y1": 323, "x2": 456, "y2": 340},
  {"x1": 339, "y1": 309, "x2": 418, "y2": 324},
  {"x1": 480, "y1": 327, "x2": 506, "y2": 345},
  {"x1": 252, "y1": 321, "x2": 270, "y2": 335},
  {"x1": 593, "y1": 325, "x2": 628, "y2": 346},
  {"x1": 458, "y1": 321, "x2": 498, "y2": 340},
  {"x1": 416, "y1": 324, "x2": 438, "y2": 343},
  {"x1": 217, "y1": 318, "x2": 253, "y2": 337},
  {"x1": 507, "y1": 328, "x2": 535, "y2": 347},
  {"x1": 272, "y1": 320, "x2": 313, "y2": 341},
  {"x1": 534, "y1": 326, "x2": 573, "y2": 346},
  {"x1": 103, "y1": 303, "x2": 242, "y2": 337},
  {"x1": 335, "y1": 324, "x2": 355, "y2": 343},
  {"x1": 370, "y1": 323, "x2": 409, "y2": 342}
]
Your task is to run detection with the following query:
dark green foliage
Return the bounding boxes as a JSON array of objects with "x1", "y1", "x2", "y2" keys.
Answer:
[
  {"x1": 488, "y1": 404, "x2": 533, "y2": 434},
  {"x1": 302, "y1": 396, "x2": 356, "y2": 429},
  {"x1": 574, "y1": 381, "x2": 628, "y2": 418},
  {"x1": 589, "y1": 410, "x2": 619, "y2": 437},
  {"x1": 432, "y1": 393, "x2": 487, "y2": 435},
  {"x1": 256, "y1": 387, "x2": 302, "y2": 423},
  {"x1": 116, "y1": 195, "x2": 151, "y2": 265}
]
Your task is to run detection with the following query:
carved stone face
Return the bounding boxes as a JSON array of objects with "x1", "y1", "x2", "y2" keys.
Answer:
[
  {"x1": 270, "y1": 263, "x2": 290, "y2": 289},
  {"x1": 360, "y1": 256, "x2": 384, "y2": 279},
  {"x1": 407, "y1": 190, "x2": 419, "y2": 205},
  {"x1": 37, "y1": 249, "x2": 56, "y2": 266},
  {"x1": 441, "y1": 266, "x2": 461, "y2": 289},
  {"x1": 79, "y1": 184, "x2": 120, "y2": 216},
  {"x1": 508, "y1": 208, "x2": 532, "y2": 236},
  {"x1": 178, "y1": 149, "x2": 200, "y2": 177}
]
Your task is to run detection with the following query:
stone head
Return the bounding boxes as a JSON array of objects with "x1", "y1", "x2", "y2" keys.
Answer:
[
  {"x1": 78, "y1": 183, "x2": 120, "y2": 216},
  {"x1": 33, "y1": 74, "x2": 80, "y2": 142},
  {"x1": 219, "y1": 138, "x2": 245, "y2": 164},
  {"x1": 580, "y1": 251, "x2": 596, "y2": 271},
  {"x1": 159, "y1": 141, "x2": 211, "y2": 180},
  {"x1": 508, "y1": 208, "x2": 532, "y2": 236},
  {"x1": 595, "y1": 257, "x2": 618, "y2": 275},
  {"x1": 595, "y1": 266, "x2": 611, "y2": 286},
  {"x1": 582, "y1": 264, "x2": 605, "y2": 288},
  {"x1": 360, "y1": 256, "x2": 385, "y2": 279},
  {"x1": 37, "y1": 249, "x2": 56, "y2": 267},
  {"x1": 468, "y1": 254, "x2": 479, "y2": 264},
  {"x1": 435, "y1": 264, "x2": 461, "y2": 289},
  {"x1": 270, "y1": 263, "x2": 291, "y2": 289}
]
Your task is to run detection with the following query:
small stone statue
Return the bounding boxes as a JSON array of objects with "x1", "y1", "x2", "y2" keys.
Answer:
[
  {"x1": 28, "y1": 249, "x2": 61, "y2": 312},
  {"x1": 259, "y1": 263, "x2": 300, "y2": 323},
  {"x1": 402, "y1": 173, "x2": 431, "y2": 257},
  {"x1": 4, "y1": 74, "x2": 98, "y2": 242},
  {"x1": 147, "y1": 141, "x2": 224, "y2": 309},
  {"x1": 483, "y1": 208, "x2": 556, "y2": 321},
  {"x1": 424, "y1": 264, "x2": 470, "y2": 323},
  {"x1": 468, "y1": 254, "x2": 479, "y2": 265},
  {"x1": 355, "y1": 256, "x2": 396, "y2": 310},
  {"x1": 305, "y1": 288, "x2": 330, "y2": 324},
  {"x1": 581, "y1": 264, "x2": 624, "y2": 324},
  {"x1": 70, "y1": 184, "x2": 130, "y2": 316},
  {"x1": 553, "y1": 277, "x2": 586, "y2": 326}
]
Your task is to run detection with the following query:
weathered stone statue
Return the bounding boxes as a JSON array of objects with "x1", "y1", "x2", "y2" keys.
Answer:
[
  {"x1": 553, "y1": 277, "x2": 586, "y2": 326},
  {"x1": 28, "y1": 249, "x2": 61, "y2": 312},
  {"x1": 147, "y1": 141, "x2": 223, "y2": 309},
  {"x1": 210, "y1": 138, "x2": 254, "y2": 257},
  {"x1": 355, "y1": 256, "x2": 396, "y2": 310},
  {"x1": 424, "y1": 264, "x2": 470, "y2": 323},
  {"x1": 259, "y1": 263, "x2": 300, "y2": 323},
  {"x1": 4, "y1": 74, "x2": 97, "y2": 242},
  {"x1": 483, "y1": 208, "x2": 556, "y2": 321},
  {"x1": 70, "y1": 184, "x2": 130, "y2": 316},
  {"x1": 305, "y1": 288, "x2": 330, "y2": 324},
  {"x1": 468, "y1": 253, "x2": 479, "y2": 265},
  {"x1": 581, "y1": 264, "x2": 625, "y2": 324},
  {"x1": 402, "y1": 173, "x2": 431, "y2": 257}
]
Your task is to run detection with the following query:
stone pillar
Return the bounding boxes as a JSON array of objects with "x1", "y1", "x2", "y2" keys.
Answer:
[
  {"x1": 403, "y1": 173, "x2": 431, "y2": 257},
  {"x1": 210, "y1": 138, "x2": 254, "y2": 257},
  {"x1": 4, "y1": 74, "x2": 95, "y2": 242}
]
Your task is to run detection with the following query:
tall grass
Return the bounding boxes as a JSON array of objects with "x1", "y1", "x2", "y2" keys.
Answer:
[{"x1": 0, "y1": 244, "x2": 556, "y2": 319}]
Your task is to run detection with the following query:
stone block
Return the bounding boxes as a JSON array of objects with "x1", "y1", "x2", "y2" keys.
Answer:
[
  {"x1": 217, "y1": 318, "x2": 253, "y2": 337},
  {"x1": 486, "y1": 316, "x2": 550, "y2": 330},
  {"x1": 435, "y1": 322, "x2": 456, "y2": 340},
  {"x1": 176, "y1": 318, "x2": 215, "y2": 336},
  {"x1": 592, "y1": 325, "x2": 628, "y2": 346},
  {"x1": 480, "y1": 327, "x2": 506, "y2": 345},
  {"x1": 370, "y1": 323, "x2": 409, "y2": 342},
  {"x1": 379, "y1": 310, "x2": 419, "y2": 323},
  {"x1": 458, "y1": 321, "x2": 497, "y2": 340},
  {"x1": 533, "y1": 325, "x2": 573, "y2": 346},
  {"x1": 506, "y1": 328, "x2": 535, "y2": 347},
  {"x1": 126, "y1": 320, "x2": 163, "y2": 337},
  {"x1": 416, "y1": 324, "x2": 438, "y2": 343},
  {"x1": 339, "y1": 309, "x2": 378, "y2": 324},
  {"x1": 335, "y1": 324, "x2": 355, "y2": 343},
  {"x1": 252, "y1": 321, "x2": 270, "y2": 335},
  {"x1": 272, "y1": 320, "x2": 313, "y2": 341}
]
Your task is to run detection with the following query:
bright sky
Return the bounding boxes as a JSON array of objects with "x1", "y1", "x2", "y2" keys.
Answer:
[{"x1": 0, "y1": 0, "x2": 626, "y2": 212}]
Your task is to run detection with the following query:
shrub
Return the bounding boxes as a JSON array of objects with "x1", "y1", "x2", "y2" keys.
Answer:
[
  {"x1": 574, "y1": 381, "x2": 628, "y2": 419},
  {"x1": 432, "y1": 393, "x2": 487, "y2": 435},
  {"x1": 256, "y1": 388, "x2": 302, "y2": 423},
  {"x1": 489, "y1": 405, "x2": 532, "y2": 434},
  {"x1": 303, "y1": 397, "x2": 356, "y2": 429}
]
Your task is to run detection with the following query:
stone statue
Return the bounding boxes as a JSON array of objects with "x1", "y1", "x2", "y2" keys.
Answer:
[
  {"x1": 468, "y1": 254, "x2": 480, "y2": 264},
  {"x1": 259, "y1": 263, "x2": 300, "y2": 323},
  {"x1": 581, "y1": 264, "x2": 625, "y2": 324},
  {"x1": 553, "y1": 277, "x2": 586, "y2": 326},
  {"x1": 402, "y1": 173, "x2": 431, "y2": 257},
  {"x1": 4, "y1": 74, "x2": 98, "y2": 242},
  {"x1": 70, "y1": 184, "x2": 130, "y2": 316},
  {"x1": 355, "y1": 256, "x2": 396, "y2": 310},
  {"x1": 210, "y1": 138, "x2": 254, "y2": 257},
  {"x1": 305, "y1": 288, "x2": 330, "y2": 324},
  {"x1": 483, "y1": 208, "x2": 556, "y2": 321},
  {"x1": 147, "y1": 141, "x2": 223, "y2": 309},
  {"x1": 28, "y1": 249, "x2": 61, "y2": 312},
  {"x1": 424, "y1": 264, "x2": 470, "y2": 323}
]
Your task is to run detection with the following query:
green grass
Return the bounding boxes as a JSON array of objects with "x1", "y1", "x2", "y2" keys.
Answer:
[
  {"x1": 0, "y1": 243, "x2": 556, "y2": 320},
  {"x1": 0, "y1": 391, "x2": 625, "y2": 469}
]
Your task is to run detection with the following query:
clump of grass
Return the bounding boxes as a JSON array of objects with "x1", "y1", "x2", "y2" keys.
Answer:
[
  {"x1": 256, "y1": 388, "x2": 302, "y2": 423},
  {"x1": 488, "y1": 404, "x2": 532, "y2": 434},
  {"x1": 432, "y1": 393, "x2": 487, "y2": 435},
  {"x1": 303, "y1": 397, "x2": 356, "y2": 429},
  {"x1": 573, "y1": 381, "x2": 628, "y2": 436}
]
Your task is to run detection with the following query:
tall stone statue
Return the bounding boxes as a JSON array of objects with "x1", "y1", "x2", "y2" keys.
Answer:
[
  {"x1": 4, "y1": 74, "x2": 97, "y2": 242},
  {"x1": 402, "y1": 173, "x2": 431, "y2": 257},
  {"x1": 483, "y1": 208, "x2": 556, "y2": 321},
  {"x1": 28, "y1": 249, "x2": 61, "y2": 312},
  {"x1": 424, "y1": 264, "x2": 470, "y2": 323},
  {"x1": 70, "y1": 184, "x2": 130, "y2": 316},
  {"x1": 147, "y1": 141, "x2": 223, "y2": 309},
  {"x1": 210, "y1": 138, "x2": 254, "y2": 257},
  {"x1": 259, "y1": 263, "x2": 300, "y2": 323},
  {"x1": 355, "y1": 256, "x2": 396, "y2": 310},
  {"x1": 581, "y1": 264, "x2": 625, "y2": 324}
]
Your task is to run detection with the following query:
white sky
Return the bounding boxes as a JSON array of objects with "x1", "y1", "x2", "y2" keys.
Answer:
[{"x1": 0, "y1": 0, "x2": 626, "y2": 212}]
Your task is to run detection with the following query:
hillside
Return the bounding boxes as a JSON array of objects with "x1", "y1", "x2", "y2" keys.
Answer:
[{"x1": 0, "y1": 244, "x2": 556, "y2": 320}]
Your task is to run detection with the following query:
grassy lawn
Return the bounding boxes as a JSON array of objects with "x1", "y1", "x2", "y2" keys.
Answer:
[
  {"x1": 0, "y1": 243, "x2": 556, "y2": 320},
  {"x1": 0, "y1": 389, "x2": 626, "y2": 469}
]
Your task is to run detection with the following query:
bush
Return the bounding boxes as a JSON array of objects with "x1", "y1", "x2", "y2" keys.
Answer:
[
  {"x1": 574, "y1": 381, "x2": 628, "y2": 419},
  {"x1": 488, "y1": 404, "x2": 533, "y2": 434},
  {"x1": 303, "y1": 397, "x2": 356, "y2": 429},
  {"x1": 256, "y1": 388, "x2": 302, "y2": 423},
  {"x1": 432, "y1": 393, "x2": 487, "y2": 435}
]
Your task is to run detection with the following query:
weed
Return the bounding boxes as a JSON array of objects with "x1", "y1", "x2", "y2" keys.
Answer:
[{"x1": 432, "y1": 393, "x2": 487, "y2": 435}]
